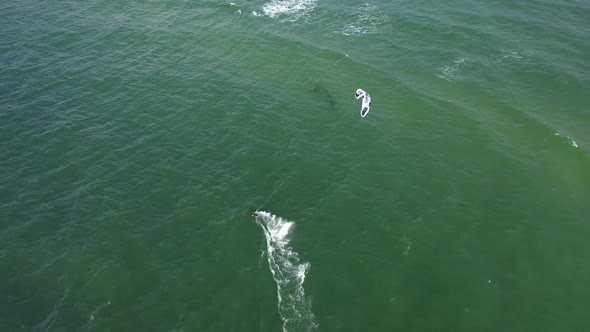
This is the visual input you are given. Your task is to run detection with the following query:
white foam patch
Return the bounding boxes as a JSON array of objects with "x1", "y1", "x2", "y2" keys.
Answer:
[
  {"x1": 255, "y1": 211, "x2": 317, "y2": 332},
  {"x1": 401, "y1": 235, "x2": 412, "y2": 256},
  {"x1": 339, "y1": 4, "x2": 393, "y2": 36},
  {"x1": 262, "y1": 0, "x2": 317, "y2": 20},
  {"x1": 554, "y1": 132, "x2": 579, "y2": 148},
  {"x1": 228, "y1": 3, "x2": 241, "y2": 14},
  {"x1": 437, "y1": 49, "x2": 532, "y2": 82},
  {"x1": 438, "y1": 58, "x2": 468, "y2": 82},
  {"x1": 484, "y1": 48, "x2": 533, "y2": 66},
  {"x1": 498, "y1": 48, "x2": 532, "y2": 62}
]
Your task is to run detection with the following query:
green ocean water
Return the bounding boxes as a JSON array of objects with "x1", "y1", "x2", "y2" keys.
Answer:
[{"x1": 1, "y1": 1, "x2": 589, "y2": 331}]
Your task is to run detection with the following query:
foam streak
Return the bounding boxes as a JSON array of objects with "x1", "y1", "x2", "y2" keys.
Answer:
[{"x1": 255, "y1": 211, "x2": 317, "y2": 332}]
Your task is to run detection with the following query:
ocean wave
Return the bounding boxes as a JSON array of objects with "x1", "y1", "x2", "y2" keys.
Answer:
[{"x1": 554, "y1": 132, "x2": 578, "y2": 148}]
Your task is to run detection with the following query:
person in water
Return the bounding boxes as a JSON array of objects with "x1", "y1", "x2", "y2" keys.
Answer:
[{"x1": 251, "y1": 211, "x2": 259, "y2": 217}]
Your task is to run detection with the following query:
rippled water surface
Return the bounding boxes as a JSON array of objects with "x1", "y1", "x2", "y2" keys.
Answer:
[{"x1": 1, "y1": 1, "x2": 589, "y2": 331}]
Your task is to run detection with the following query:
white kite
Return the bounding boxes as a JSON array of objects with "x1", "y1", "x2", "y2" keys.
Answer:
[{"x1": 355, "y1": 88, "x2": 371, "y2": 117}]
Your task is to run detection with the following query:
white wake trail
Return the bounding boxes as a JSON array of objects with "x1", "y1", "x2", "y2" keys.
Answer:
[{"x1": 255, "y1": 211, "x2": 317, "y2": 332}]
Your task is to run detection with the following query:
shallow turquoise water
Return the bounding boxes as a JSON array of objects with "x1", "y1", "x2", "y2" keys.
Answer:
[{"x1": 1, "y1": 1, "x2": 589, "y2": 331}]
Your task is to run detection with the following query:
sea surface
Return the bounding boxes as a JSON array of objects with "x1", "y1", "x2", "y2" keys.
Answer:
[{"x1": 1, "y1": 1, "x2": 590, "y2": 331}]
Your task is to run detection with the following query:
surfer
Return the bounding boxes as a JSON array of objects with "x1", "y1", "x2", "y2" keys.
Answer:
[{"x1": 251, "y1": 211, "x2": 259, "y2": 218}]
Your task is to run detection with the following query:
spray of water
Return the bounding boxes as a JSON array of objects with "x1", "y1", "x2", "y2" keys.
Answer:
[{"x1": 254, "y1": 211, "x2": 317, "y2": 332}]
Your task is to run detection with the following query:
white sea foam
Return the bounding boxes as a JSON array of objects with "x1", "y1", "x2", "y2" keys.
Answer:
[
  {"x1": 486, "y1": 48, "x2": 532, "y2": 65},
  {"x1": 402, "y1": 235, "x2": 412, "y2": 256},
  {"x1": 229, "y1": 2, "x2": 241, "y2": 14},
  {"x1": 262, "y1": 0, "x2": 316, "y2": 21},
  {"x1": 554, "y1": 132, "x2": 579, "y2": 148},
  {"x1": 255, "y1": 211, "x2": 317, "y2": 332},
  {"x1": 499, "y1": 48, "x2": 531, "y2": 62},
  {"x1": 437, "y1": 58, "x2": 468, "y2": 82},
  {"x1": 438, "y1": 48, "x2": 531, "y2": 81},
  {"x1": 339, "y1": 4, "x2": 393, "y2": 36}
]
